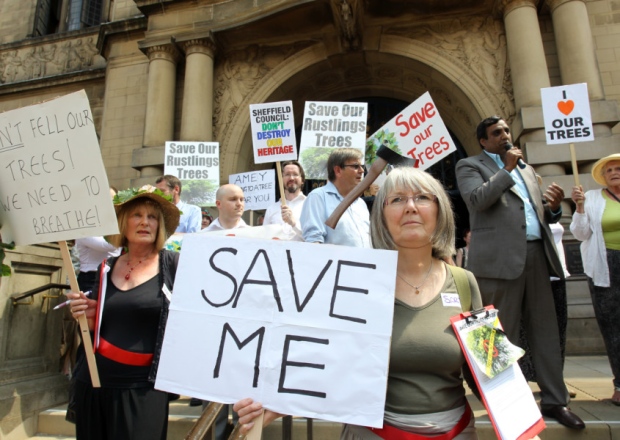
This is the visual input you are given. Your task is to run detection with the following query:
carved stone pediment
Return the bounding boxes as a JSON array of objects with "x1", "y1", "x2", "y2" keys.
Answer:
[
  {"x1": 330, "y1": 0, "x2": 363, "y2": 51},
  {"x1": 0, "y1": 33, "x2": 104, "y2": 85},
  {"x1": 386, "y1": 16, "x2": 515, "y2": 118}
]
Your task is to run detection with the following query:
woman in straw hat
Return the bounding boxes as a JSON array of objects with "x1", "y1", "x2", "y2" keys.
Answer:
[
  {"x1": 67, "y1": 185, "x2": 181, "y2": 439},
  {"x1": 570, "y1": 153, "x2": 620, "y2": 406}
]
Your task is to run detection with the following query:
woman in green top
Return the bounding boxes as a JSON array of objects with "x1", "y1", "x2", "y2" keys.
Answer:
[
  {"x1": 570, "y1": 153, "x2": 620, "y2": 405},
  {"x1": 234, "y1": 168, "x2": 485, "y2": 439}
]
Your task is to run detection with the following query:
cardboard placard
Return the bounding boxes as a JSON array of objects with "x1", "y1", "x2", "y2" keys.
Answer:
[
  {"x1": 164, "y1": 141, "x2": 220, "y2": 206},
  {"x1": 250, "y1": 101, "x2": 297, "y2": 164},
  {"x1": 0, "y1": 90, "x2": 118, "y2": 245},
  {"x1": 229, "y1": 170, "x2": 276, "y2": 211},
  {"x1": 541, "y1": 83, "x2": 594, "y2": 145},
  {"x1": 299, "y1": 102, "x2": 368, "y2": 180},
  {"x1": 366, "y1": 92, "x2": 456, "y2": 171}
]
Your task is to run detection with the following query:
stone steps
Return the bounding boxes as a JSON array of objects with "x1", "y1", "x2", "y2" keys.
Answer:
[
  {"x1": 33, "y1": 397, "x2": 343, "y2": 440},
  {"x1": 32, "y1": 356, "x2": 620, "y2": 440}
]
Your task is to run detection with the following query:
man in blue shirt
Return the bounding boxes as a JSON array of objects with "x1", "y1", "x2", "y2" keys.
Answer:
[
  {"x1": 155, "y1": 175, "x2": 201, "y2": 233},
  {"x1": 300, "y1": 148, "x2": 370, "y2": 248},
  {"x1": 455, "y1": 116, "x2": 584, "y2": 430}
]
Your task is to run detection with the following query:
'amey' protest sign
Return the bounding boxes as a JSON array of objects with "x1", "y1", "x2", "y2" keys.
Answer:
[
  {"x1": 229, "y1": 170, "x2": 275, "y2": 211},
  {"x1": 366, "y1": 92, "x2": 456, "y2": 171},
  {"x1": 250, "y1": 101, "x2": 297, "y2": 164},
  {"x1": 299, "y1": 102, "x2": 368, "y2": 180},
  {"x1": 164, "y1": 141, "x2": 220, "y2": 206},
  {"x1": 541, "y1": 83, "x2": 594, "y2": 145},
  {"x1": 155, "y1": 235, "x2": 397, "y2": 428},
  {"x1": 0, "y1": 90, "x2": 119, "y2": 245}
]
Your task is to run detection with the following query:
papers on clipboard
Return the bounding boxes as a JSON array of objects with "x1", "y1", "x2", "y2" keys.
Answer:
[{"x1": 451, "y1": 306, "x2": 545, "y2": 440}]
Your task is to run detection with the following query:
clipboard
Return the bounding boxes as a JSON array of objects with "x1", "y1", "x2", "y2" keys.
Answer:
[{"x1": 451, "y1": 306, "x2": 545, "y2": 440}]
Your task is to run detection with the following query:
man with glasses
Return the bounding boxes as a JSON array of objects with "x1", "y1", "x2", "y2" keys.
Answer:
[
  {"x1": 300, "y1": 148, "x2": 370, "y2": 247},
  {"x1": 263, "y1": 160, "x2": 307, "y2": 240}
]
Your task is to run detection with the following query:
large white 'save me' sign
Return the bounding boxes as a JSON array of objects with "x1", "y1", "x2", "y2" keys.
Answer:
[
  {"x1": 0, "y1": 91, "x2": 118, "y2": 245},
  {"x1": 156, "y1": 235, "x2": 397, "y2": 428}
]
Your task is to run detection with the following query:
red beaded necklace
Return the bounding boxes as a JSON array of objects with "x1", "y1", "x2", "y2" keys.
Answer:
[{"x1": 125, "y1": 258, "x2": 144, "y2": 280}]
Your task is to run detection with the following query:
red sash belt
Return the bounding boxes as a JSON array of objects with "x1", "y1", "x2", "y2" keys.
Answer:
[
  {"x1": 370, "y1": 404, "x2": 472, "y2": 440},
  {"x1": 98, "y1": 337, "x2": 154, "y2": 367}
]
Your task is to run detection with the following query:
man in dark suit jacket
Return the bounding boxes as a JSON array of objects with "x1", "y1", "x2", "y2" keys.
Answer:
[{"x1": 456, "y1": 116, "x2": 585, "y2": 429}]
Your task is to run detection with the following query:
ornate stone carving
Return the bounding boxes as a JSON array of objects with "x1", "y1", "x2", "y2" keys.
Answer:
[
  {"x1": 388, "y1": 16, "x2": 513, "y2": 114},
  {"x1": 145, "y1": 44, "x2": 182, "y2": 63},
  {"x1": 494, "y1": 0, "x2": 541, "y2": 17},
  {"x1": 213, "y1": 42, "x2": 311, "y2": 141},
  {"x1": 545, "y1": 0, "x2": 579, "y2": 13},
  {"x1": 181, "y1": 38, "x2": 217, "y2": 58},
  {"x1": 0, "y1": 36, "x2": 102, "y2": 85},
  {"x1": 330, "y1": 0, "x2": 362, "y2": 51}
]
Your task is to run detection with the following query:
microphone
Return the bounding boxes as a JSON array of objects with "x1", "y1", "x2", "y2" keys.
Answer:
[{"x1": 504, "y1": 142, "x2": 526, "y2": 169}]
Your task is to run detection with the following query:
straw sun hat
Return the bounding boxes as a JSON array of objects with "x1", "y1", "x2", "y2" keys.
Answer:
[
  {"x1": 113, "y1": 185, "x2": 180, "y2": 236},
  {"x1": 591, "y1": 153, "x2": 620, "y2": 187}
]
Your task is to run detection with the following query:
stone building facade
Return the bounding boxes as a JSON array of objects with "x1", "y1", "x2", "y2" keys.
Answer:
[{"x1": 0, "y1": 0, "x2": 619, "y2": 438}]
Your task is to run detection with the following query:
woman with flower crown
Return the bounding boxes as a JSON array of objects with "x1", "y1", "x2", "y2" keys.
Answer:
[{"x1": 67, "y1": 185, "x2": 180, "y2": 440}]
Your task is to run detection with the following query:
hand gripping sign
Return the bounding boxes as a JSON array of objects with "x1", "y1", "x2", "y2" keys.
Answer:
[{"x1": 156, "y1": 234, "x2": 397, "y2": 429}]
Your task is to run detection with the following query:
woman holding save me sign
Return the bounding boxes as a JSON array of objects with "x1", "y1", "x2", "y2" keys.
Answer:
[
  {"x1": 236, "y1": 168, "x2": 505, "y2": 439},
  {"x1": 67, "y1": 185, "x2": 180, "y2": 440}
]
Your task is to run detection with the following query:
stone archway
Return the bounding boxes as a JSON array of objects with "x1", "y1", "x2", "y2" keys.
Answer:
[{"x1": 215, "y1": 38, "x2": 508, "y2": 182}]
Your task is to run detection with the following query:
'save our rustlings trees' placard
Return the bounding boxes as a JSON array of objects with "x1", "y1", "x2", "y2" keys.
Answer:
[
  {"x1": 298, "y1": 101, "x2": 368, "y2": 180},
  {"x1": 155, "y1": 234, "x2": 397, "y2": 428},
  {"x1": 164, "y1": 141, "x2": 220, "y2": 206},
  {"x1": 0, "y1": 90, "x2": 119, "y2": 245}
]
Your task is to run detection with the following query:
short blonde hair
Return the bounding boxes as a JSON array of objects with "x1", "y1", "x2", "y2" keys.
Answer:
[
  {"x1": 108, "y1": 199, "x2": 167, "y2": 250},
  {"x1": 370, "y1": 167, "x2": 455, "y2": 259}
]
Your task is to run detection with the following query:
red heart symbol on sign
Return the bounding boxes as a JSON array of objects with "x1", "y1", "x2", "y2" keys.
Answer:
[{"x1": 557, "y1": 100, "x2": 574, "y2": 116}]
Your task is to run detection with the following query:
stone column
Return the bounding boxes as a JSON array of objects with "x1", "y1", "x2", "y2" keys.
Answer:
[
  {"x1": 180, "y1": 37, "x2": 216, "y2": 141},
  {"x1": 501, "y1": 0, "x2": 550, "y2": 109},
  {"x1": 546, "y1": 0, "x2": 604, "y2": 100},
  {"x1": 141, "y1": 44, "x2": 181, "y2": 179}
]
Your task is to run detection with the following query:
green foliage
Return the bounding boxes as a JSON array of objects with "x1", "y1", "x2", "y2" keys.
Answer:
[
  {"x1": 180, "y1": 180, "x2": 218, "y2": 206},
  {"x1": 0, "y1": 240, "x2": 15, "y2": 277},
  {"x1": 113, "y1": 186, "x2": 173, "y2": 205},
  {"x1": 300, "y1": 147, "x2": 333, "y2": 180},
  {"x1": 366, "y1": 129, "x2": 401, "y2": 164}
]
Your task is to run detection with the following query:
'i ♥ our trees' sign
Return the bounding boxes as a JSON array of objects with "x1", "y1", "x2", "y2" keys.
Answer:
[{"x1": 541, "y1": 83, "x2": 594, "y2": 145}]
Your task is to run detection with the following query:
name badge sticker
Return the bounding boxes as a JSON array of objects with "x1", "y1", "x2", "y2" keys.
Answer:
[{"x1": 441, "y1": 293, "x2": 461, "y2": 308}]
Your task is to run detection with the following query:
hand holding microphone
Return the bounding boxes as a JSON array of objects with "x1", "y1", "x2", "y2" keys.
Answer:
[{"x1": 504, "y1": 142, "x2": 526, "y2": 170}]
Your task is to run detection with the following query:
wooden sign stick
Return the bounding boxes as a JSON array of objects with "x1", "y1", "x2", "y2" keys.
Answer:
[
  {"x1": 569, "y1": 143, "x2": 581, "y2": 187},
  {"x1": 569, "y1": 143, "x2": 584, "y2": 208},
  {"x1": 58, "y1": 240, "x2": 101, "y2": 387},
  {"x1": 245, "y1": 411, "x2": 264, "y2": 440},
  {"x1": 276, "y1": 162, "x2": 287, "y2": 207}
]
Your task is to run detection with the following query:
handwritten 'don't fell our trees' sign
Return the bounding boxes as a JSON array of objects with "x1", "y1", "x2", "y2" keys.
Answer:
[
  {"x1": 155, "y1": 235, "x2": 397, "y2": 428},
  {"x1": 0, "y1": 91, "x2": 118, "y2": 245}
]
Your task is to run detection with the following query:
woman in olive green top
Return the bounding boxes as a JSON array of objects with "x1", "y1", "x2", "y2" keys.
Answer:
[
  {"x1": 339, "y1": 167, "x2": 482, "y2": 439},
  {"x1": 234, "y1": 168, "x2": 485, "y2": 439}
]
